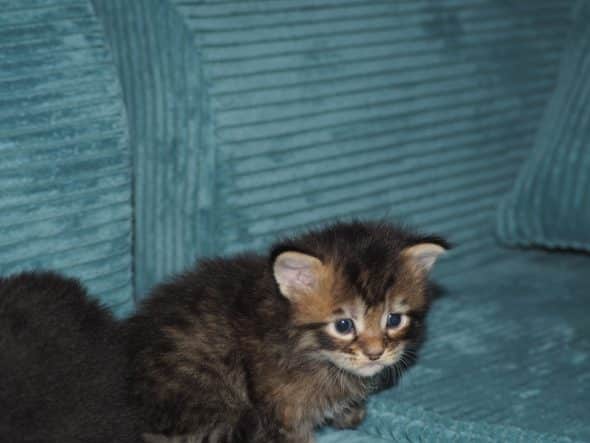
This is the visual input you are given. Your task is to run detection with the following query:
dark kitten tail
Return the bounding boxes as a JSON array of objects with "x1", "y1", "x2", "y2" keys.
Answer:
[{"x1": 0, "y1": 272, "x2": 143, "y2": 443}]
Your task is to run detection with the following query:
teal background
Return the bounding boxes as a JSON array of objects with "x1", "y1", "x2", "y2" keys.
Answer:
[
  {"x1": 0, "y1": 0, "x2": 133, "y2": 314},
  {"x1": 497, "y1": 1, "x2": 590, "y2": 253},
  {"x1": 1, "y1": 0, "x2": 589, "y2": 441},
  {"x1": 92, "y1": 0, "x2": 574, "y2": 297}
]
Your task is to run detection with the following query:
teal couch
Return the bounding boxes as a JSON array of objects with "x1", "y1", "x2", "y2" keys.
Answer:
[{"x1": 1, "y1": 1, "x2": 588, "y2": 441}]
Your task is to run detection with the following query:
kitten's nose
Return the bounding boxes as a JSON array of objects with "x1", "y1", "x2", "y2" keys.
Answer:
[
  {"x1": 362, "y1": 337, "x2": 384, "y2": 361},
  {"x1": 366, "y1": 350, "x2": 384, "y2": 361}
]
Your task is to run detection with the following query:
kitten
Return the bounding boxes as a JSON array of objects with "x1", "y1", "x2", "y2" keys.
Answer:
[
  {"x1": 0, "y1": 272, "x2": 144, "y2": 443},
  {"x1": 126, "y1": 221, "x2": 448, "y2": 443}
]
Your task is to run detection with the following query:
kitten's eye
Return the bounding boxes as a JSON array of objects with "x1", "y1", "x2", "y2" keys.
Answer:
[
  {"x1": 386, "y1": 313, "x2": 402, "y2": 328},
  {"x1": 334, "y1": 318, "x2": 355, "y2": 334}
]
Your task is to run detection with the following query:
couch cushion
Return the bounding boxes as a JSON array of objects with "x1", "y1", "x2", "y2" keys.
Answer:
[
  {"x1": 94, "y1": 0, "x2": 574, "y2": 296},
  {"x1": 318, "y1": 250, "x2": 590, "y2": 442},
  {"x1": 318, "y1": 404, "x2": 581, "y2": 443},
  {"x1": 0, "y1": 0, "x2": 133, "y2": 315},
  {"x1": 497, "y1": 1, "x2": 590, "y2": 252}
]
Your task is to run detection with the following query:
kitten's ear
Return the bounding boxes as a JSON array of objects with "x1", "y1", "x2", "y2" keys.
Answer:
[
  {"x1": 402, "y1": 242, "x2": 447, "y2": 274},
  {"x1": 273, "y1": 251, "x2": 323, "y2": 301}
]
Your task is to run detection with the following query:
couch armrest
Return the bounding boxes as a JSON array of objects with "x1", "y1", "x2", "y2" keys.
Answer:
[{"x1": 0, "y1": 0, "x2": 133, "y2": 315}]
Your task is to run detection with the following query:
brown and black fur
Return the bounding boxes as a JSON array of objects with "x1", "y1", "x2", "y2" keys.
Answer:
[
  {"x1": 126, "y1": 221, "x2": 448, "y2": 443},
  {"x1": 0, "y1": 272, "x2": 144, "y2": 443}
]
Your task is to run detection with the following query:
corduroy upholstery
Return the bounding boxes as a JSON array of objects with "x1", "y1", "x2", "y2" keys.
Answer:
[
  {"x1": 0, "y1": 0, "x2": 133, "y2": 315},
  {"x1": 93, "y1": 0, "x2": 573, "y2": 296},
  {"x1": 497, "y1": 1, "x2": 590, "y2": 253},
  {"x1": 1, "y1": 0, "x2": 589, "y2": 441}
]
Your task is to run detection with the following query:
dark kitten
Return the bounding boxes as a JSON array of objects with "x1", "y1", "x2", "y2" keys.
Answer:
[
  {"x1": 0, "y1": 272, "x2": 144, "y2": 443},
  {"x1": 126, "y1": 221, "x2": 448, "y2": 443}
]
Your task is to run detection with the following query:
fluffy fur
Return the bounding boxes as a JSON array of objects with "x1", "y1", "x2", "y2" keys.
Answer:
[
  {"x1": 126, "y1": 221, "x2": 448, "y2": 442},
  {"x1": 0, "y1": 272, "x2": 144, "y2": 443}
]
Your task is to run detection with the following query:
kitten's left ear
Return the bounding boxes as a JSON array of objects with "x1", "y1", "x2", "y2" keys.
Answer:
[
  {"x1": 402, "y1": 242, "x2": 448, "y2": 274},
  {"x1": 273, "y1": 251, "x2": 323, "y2": 301}
]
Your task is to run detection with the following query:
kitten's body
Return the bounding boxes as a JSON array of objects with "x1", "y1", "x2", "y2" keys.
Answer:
[
  {"x1": 127, "y1": 222, "x2": 447, "y2": 442},
  {"x1": 0, "y1": 272, "x2": 144, "y2": 443},
  {"x1": 129, "y1": 256, "x2": 365, "y2": 442}
]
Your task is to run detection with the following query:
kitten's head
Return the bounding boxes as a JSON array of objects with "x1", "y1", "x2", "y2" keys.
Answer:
[{"x1": 271, "y1": 221, "x2": 448, "y2": 377}]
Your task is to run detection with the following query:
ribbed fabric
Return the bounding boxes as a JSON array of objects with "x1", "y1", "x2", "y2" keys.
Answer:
[
  {"x1": 92, "y1": 0, "x2": 203, "y2": 297},
  {"x1": 0, "y1": 0, "x2": 133, "y2": 315},
  {"x1": 94, "y1": 0, "x2": 573, "y2": 296},
  {"x1": 321, "y1": 249, "x2": 590, "y2": 442},
  {"x1": 320, "y1": 405, "x2": 583, "y2": 443},
  {"x1": 182, "y1": 0, "x2": 571, "y2": 275},
  {"x1": 497, "y1": 1, "x2": 590, "y2": 253}
]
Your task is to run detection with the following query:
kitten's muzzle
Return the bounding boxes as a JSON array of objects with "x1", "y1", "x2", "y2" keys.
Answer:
[{"x1": 365, "y1": 350, "x2": 384, "y2": 361}]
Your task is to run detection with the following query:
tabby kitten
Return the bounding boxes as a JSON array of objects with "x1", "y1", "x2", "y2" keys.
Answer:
[{"x1": 126, "y1": 221, "x2": 448, "y2": 443}]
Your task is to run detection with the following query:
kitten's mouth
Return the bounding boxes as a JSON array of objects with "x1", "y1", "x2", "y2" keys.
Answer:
[
  {"x1": 322, "y1": 350, "x2": 401, "y2": 377},
  {"x1": 351, "y1": 349, "x2": 406, "y2": 377}
]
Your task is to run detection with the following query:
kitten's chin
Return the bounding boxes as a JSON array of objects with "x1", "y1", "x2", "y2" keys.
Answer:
[
  {"x1": 320, "y1": 350, "x2": 401, "y2": 378},
  {"x1": 346, "y1": 363, "x2": 385, "y2": 378},
  {"x1": 327, "y1": 356, "x2": 387, "y2": 378}
]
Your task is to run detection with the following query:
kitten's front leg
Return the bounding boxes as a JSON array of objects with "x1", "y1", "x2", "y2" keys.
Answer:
[{"x1": 330, "y1": 401, "x2": 366, "y2": 429}]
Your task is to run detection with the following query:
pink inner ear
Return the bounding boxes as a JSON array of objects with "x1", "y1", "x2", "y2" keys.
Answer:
[
  {"x1": 277, "y1": 260, "x2": 316, "y2": 292},
  {"x1": 402, "y1": 243, "x2": 446, "y2": 273},
  {"x1": 294, "y1": 268, "x2": 315, "y2": 288},
  {"x1": 273, "y1": 252, "x2": 322, "y2": 296}
]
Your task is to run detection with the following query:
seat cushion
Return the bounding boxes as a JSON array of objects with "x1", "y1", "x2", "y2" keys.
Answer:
[
  {"x1": 318, "y1": 250, "x2": 590, "y2": 442},
  {"x1": 0, "y1": 0, "x2": 133, "y2": 315},
  {"x1": 497, "y1": 0, "x2": 590, "y2": 252}
]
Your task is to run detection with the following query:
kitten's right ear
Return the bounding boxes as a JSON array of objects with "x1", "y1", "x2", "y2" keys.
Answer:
[
  {"x1": 401, "y1": 241, "x2": 448, "y2": 274},
  {"x1": 273, "y1": 251, "x2": 323, "y2": 301}
]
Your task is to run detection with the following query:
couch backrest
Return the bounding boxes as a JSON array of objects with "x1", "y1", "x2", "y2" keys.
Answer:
[
  {"x1": 95, "y1": 0, "x2": 574, "y2": 296},
  {"x1": 4, "y1": 1, "x2": 574, "y2": 310},
  {"x1": 0, "y1": 0, "x2": 133, "y2": 315}
]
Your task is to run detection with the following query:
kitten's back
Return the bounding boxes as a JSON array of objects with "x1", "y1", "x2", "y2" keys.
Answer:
[{"x1": 0, "y1": 272, "x2": 143, "y2": 443}]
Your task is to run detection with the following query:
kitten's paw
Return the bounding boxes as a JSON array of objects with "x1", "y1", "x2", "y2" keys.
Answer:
[{"x1": 330, "y1": 403, "x2": 366, "y2": 429}]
